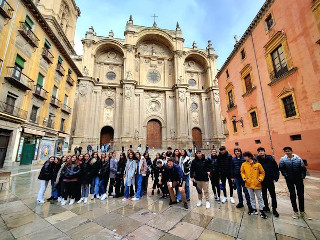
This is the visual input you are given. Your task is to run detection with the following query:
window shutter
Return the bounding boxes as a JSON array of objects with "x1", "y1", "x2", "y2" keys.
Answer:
[
  {"x1": 58, "y1": 56, "x2": 63, "y2": 64},
  {"x1": 44, "y1": 39, "x2": 51, "y2": 49},
  {"x1": 15, "y1": 55, "x2": 25, "y2": 68},
  {"x1": 25, "y1": 15, "x2": 34, "y2": 28},
  {"x1": 52, "y1": 86, "x2": 57, "y2": 97},
  {"x1": 37, "y1": 73, "x2": 44, "y2": 87}
]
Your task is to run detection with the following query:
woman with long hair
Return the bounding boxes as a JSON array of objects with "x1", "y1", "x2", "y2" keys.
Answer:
[
  {"x1": 123, "y1": 151, "x2": 137, "y2": 201},
  {"x1": 173, "y1": 149, "x2": 181, "y2": 164},
  {"x1": 143, "y1": 152, "x2": 152, "y2": 194},
  {"x1": 61, "y1": 155, "x2": 81, "y2": 205},
  {"x1": 98, "y1": 152, "x2": 110, "y2": 201},
  {"x1": 47, "y1": 157, "x2": 61, "y2": 201},
  {"x1": 161, "y1": 152, "x2": 167, "y2": 164},
  {"x1": 78, "y1": 153, "x2": 92, "y2": 204},
  {"x1": 115, "y1": 152, "x2": 127, "y2": 198},
  {"x1": 132, "y1": 152, "x2": 147, "y2": 201},
  {"x1": 177, "y1": 149, "x2": 192, "y2": 202},
  {"x1": 89, "y1": 152, "x2": 101, "y2": 199},
  {"x1": 151, "y1": 153, "x2": 161, "y2": 195},
  {"x1": 37, "y1": 156, "x2": 55, "y2": 203},
  {"x1": 56, "y1": 155, "x2": 68, "y2": 202}
]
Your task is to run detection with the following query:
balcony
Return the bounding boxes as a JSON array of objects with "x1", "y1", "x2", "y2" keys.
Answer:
[
  {"x1": 18, "y1": 22, "x2": 39, "y2": 48},
  {"x1": 4, "y1": 66, "x2": 34, "y2": 91},
  {"x1": 56, "y1": 63, "x2": 65, "y2": 76},
  {"x1": 41, "y1": 48, "x2": 54, "y2": 64},
  {"x1": 0, "y1": 101, "x2": 27, "y2": 120},
  {"x1": 33, "y1": 85, "x2": 48, "y2": 100},
  {"x1": 0, "y1": 0, "x2": 14, "y2": 19},
  {"x1": 268, "y1": 67, "x2": 297, "y2": 86},
  {"x1": 50, "y1": 96, "x2": 61, "y2": 108},
  {"x1": 66, "y1": 75, "x2": 74, "y2": 86},
  {"x1": 61, "y1": 104, "x2": 71, "y2": 114}
]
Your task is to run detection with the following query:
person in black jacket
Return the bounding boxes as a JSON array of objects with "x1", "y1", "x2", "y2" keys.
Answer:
[
  {"x1": 47, "y1": 157, "x2": 61, "y2": 201},
  {"x1": 37, "y1": 156, "x2": 55, "y2": 203},
  {"x1": 99, "y1": 152, "x2": 110, "y2": 201},
  {"x1": 217, "y1": 146, "x2": 234, "y2": 204},
  {"x1": 208, "y1": 149, "x2": 220, "y2": 201},
  {"x1": 89, "y1": 152, "x2": 101, "y2": 199},
  {"x1": 279, "y1": 147, "x2": 310, "y2": 219},
  {"x1": 257, "y1": 147, "x2": 279, "y2": 217},
  {"x1": 166, "y1": 157, "x2": 188, "y2": 209},
  {"x1": 191, "y1": 150, "x2": 211, "y2": 209},
  {"x1": 151, "y1": 153, "x2": 162, "y2": 195},
  {"x1": 157, "y1": 160, "x2": 169, "y2": 198},
  {"x1": 231, "y1": 148, "x2": 252, "y2": 210},
  {"x1": 78, "y1": 153, "x2": 92, "y2": 203},
  {"x1": 115, "y1": 152, "x2": 127, "y2": 198}
]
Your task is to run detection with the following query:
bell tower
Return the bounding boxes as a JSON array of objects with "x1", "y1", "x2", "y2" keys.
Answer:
[{"x1": 36, "y1": 0, "x2": 81, "y2": 50}]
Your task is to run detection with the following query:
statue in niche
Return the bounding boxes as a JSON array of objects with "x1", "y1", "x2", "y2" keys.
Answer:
[
  {"x1": 134, "y1": 129, "x2": 139, "y2": 140},
  {"x1": 126, "y1": 71, "x2": 133, "y2": 80},
  {"x1": 148, "y1": 101, "x2": 160, "y2": 112},
  {"x1": 170, "y1": 128, "x2": 175, "y2": 139}
]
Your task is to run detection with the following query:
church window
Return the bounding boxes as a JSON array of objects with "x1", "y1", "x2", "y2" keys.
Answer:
[
  {"x1": 271, "y1": 45, "x2": 288, "y2": 78},
  {"x1": 189, "y1": 79, "x2": 197, "y2": 86},
  {"x1": 105, "y1": 98, "x2": 114, "y2": 106},
  {"x1": 282, "y1": 95, "x2": 296, "y2": 118},
  {"x1": 106, "y1": 71, "x2": 116, "y2": 80},
  {"x1": 191, "y1": 103, "x2": 198, "y2": 110},
  {"x1": 147, "y1": 70, "x2": 160, "y2": 83}
]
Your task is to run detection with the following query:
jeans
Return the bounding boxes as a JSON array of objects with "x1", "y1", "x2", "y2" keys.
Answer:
[
  {"x1": 90, "y1": 176, "x2": 99, "y2": 195},
  {"x1": 37, "y1": 180, "x2": 49, "y2": 201},
  {"x1": 81, "y1": 184, "x2": 89, "y2": 198},
  {"x1": 248, "y1": 188, "x2": 264, "y2": 210},
  {"x1": 235, "y1": 177, "x2": 251, "y2": 207},
  {"x1": 51, "y1": 180, "x2": 58, "y2": 198},
  {"x1": 99, "y1": 179, "x2": 107, "y2": 195},
  {"x1": 124, "y1": 185, "x2": 130, "y2": 198},
  {"x1": 177, "y1": 175, "x2": 190, "y2": 201},
  {"x1": 261, "y1": 180, "x2": 277, "y2": 209},
  {"x1": 221, "y1": 175, "x2": 233, "y2": 197},
  {"x1": 285, "y1": 177, "x2": 304, "y2": 212},
  {"x1": 135, "y1": 174, "x2": 143, "y2": 198}
]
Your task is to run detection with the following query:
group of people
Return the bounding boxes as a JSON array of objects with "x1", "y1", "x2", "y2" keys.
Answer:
[{"x1": 37, "y1": 145, "x2": 309, "y2": 220}]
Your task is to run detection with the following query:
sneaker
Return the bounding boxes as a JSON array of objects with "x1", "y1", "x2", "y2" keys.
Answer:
[
  {"x1": 253, "y1": 209, "x2": 258, "y2": 215},
  {"x1": 260, "y1": 210, "x2": 268, "y2": 219},
  {"x1": 90, "y1": 195, "x2": 95, "y2": 200},
  {"x1": 196, "y1": 200, "x2": 202, "y2": 207},
  {"x1": 300, "y1": 212, "x2": 312, "y2": 220},
  {"x1": 57, "y1": 197, "x2": 62, "y2": 202},
  {"x1": 248, "y1": 209, "x2": 254, "y2": 215},
  {"x1": 69, "y1": 199, "x2": 75, "y2": 205},
  {"x1": 96, "y1": 195, "x2": 101, "y2": 199},
  {"x1": 292, "y1": 212, "x2": 299, "y2": 219},
  {"x1": 122, "y1": 197, "x2": 128, "y2": 202},
  {"x1": 273, "y1": 209, "x2": 279, "y2": 217},
  {"x1": 100, "y1": 193, "x2": 107, "y2": 201},
  {"x1": 83, "y1": 198, "x2": 88, "y2": 203},
  {"x1": 132, "y1": 197, "x2": 140, "y2": 201},
  {"x1": 221, "y1": 197, "x2": 227, "y2": 204},
  {"x1": 263, "y1": 206, "x2": 271, "y2": 212},
  {"x1": 177, "y1": 199, "x2": 180, "y2": 203},
  {"x1": 214, "y1": 195, "x2": 218, "y2": 200},
  {"x1": 77, "y1": 199, "x2": 83, "y2": 204},
  {"x1": 216, "y1": 197, "x2": 220, "y2": 202},
  {"x1": 37, "y1": 199, "x2": 45, "y2": 204},
  {"x1": 236, "y1": 203, "x2": 244, "y2": 208},
  {"x1": 206, "y1": 201, "x2": 211, "y2": 209},
  {"x1": 151, "y1": 190, "x2": 154, "y2": 195},
  {"x1": 184, "y1": 203, "x2": 188, "y2": 209},
  {"x1": 230, "y1": 197, "x2": 235, "y2": 204},
  {"x1": 61, "y1": 199, "x2": 67, "y2": 206},
  {"x1": 169, "y1": 200, "x2": 178, "y2": 205}
]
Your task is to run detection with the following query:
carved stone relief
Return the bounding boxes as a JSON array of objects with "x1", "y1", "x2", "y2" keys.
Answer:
[
  {"x1": 214, "y1": 92, "x2": 220, "y2": 103},
  {"x1": 147, "y1": 100, "x2": 161, "y2": 113},
  {"x1": 103, "y1": 108, "x2": 113, "y2": 125},
  {"x1": 137, "y1": 42, "x2": 171, "y2": 58},
  {"x1": 124, "y1": 86, "x2": 132, "y2": 99},
  {"x1": 79, "y1": 82, "x2": 91, "y2": 96},
  {"x1": 179, "y1": 90, "x2": 186, "y2": 102}
]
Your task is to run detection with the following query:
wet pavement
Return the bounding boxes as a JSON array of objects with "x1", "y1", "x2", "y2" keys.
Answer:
[{"x1": 0, "y1": 166, "x2": 319, "y2": 240}]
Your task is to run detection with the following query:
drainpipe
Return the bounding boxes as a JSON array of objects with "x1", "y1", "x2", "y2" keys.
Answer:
[
  {"x1": 0, "y1": 0, "x2": 21, "y2": 75},
  {"x1": 250, "y1": 33, "x2": 274, "y2": 156}
]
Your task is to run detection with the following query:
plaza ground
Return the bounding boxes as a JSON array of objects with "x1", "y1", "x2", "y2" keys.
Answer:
[{"x1": 0, "y1": 165, "x2": 319, "y2": 240}]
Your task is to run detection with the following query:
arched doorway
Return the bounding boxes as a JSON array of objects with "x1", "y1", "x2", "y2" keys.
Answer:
[
  {"x1": 100, "y1": 126, "x2": 114, "y2": 145},
  {"x1": 192, "y1": 127, "x2": 202, "y2": 149},
  {"x1": 147, "y1": 119, "x2": 162, "y2": 149}
]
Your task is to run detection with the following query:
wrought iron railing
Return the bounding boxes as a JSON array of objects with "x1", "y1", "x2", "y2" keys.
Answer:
[
  {"x1": 0, "y1": 100, "x2": 27, "y2": 119},
  {"x1": 61, "y1": 104, "x2": 71, "y2": 113},
  {"x1": 66, "y1": 75, "x2": 74, "y2": 86},
  {"x1": 18, "y1": 22, "x2": 39, "y2": 48},
  {"x1": 50, "y1": 96, "x2": 61, "y2": 108},
  {"x1": 5, "y1": 66, "x2": 34, "y2": 90},
  {"x1": 41, "y1": 48, "x2": 54, "y2": 64},
  {"x1": 56, "y1": 63, "x2": 65, "y2": 76},
  {"x1": 33, "y1": 85, "x2": 48, "y2": 100},
  {"x1": 0, "y1": 0, "x2": 14, "y2": 19}
]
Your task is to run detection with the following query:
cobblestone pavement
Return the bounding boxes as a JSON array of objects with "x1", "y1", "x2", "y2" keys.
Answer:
[{"x1": 0, "y1": 166, "x2": 319, "y2": 240}]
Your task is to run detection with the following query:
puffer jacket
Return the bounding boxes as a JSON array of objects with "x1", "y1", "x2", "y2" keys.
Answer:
[
  {"x1": 240, "y1": 161, "x2": 265, "y2": 189},
  {"x1": 61, "y1": 164, "x2": 81, "y2": 180},
  {"x1": 279, "y1": 154, "x2": 306, "y2": 180},
  {"x1": 165, "y1": 163, "x2": 184, "y2": 187},
  {"x1": 179, "y1": 156, "x2": 192, "y2": 176},
  {"x1": 208, "y1": 154, "x2": 219, "y2": 177},
  {"x1": 190, "y1": 155, "x2": 210, "y2": 182},
  {"x1": 257, "y1": 155, "x2": 279, "y2": 182},
  {"x1": 116, "y1": 158, "x2": 127, "y2": 177},
  {"x1": 38, "y1": 160, "x2": 54, "y2": 181},
  {"x1": 89, "y1": 158, "x2": 101, "y2": 177},
  {"x1": 80, "y1": 160, "x2": 92, "y2": 184},
  {"x1": 98, "y1": 161, "x2": 110, "y2": 180},
  {"x1": 232, "y1": 156, "x2": 245, "y2": 179},
  {"x1": 217, "y1": 151, "x2": 233, "y2": 177}
]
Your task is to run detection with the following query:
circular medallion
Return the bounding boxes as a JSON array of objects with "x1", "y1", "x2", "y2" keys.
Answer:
[
  {"x1": 105, "y1": 98, "x2": 114, "y2": 106},
  {"x1": 189, "y1": 79, "x2": 197, "y2": 86},
  {"x1": 106, "y1": 72, "x2": 116, "y2": 80},
  {"x1": 147, "y1": 70, "x2": 160, "y2": 83},
  {"x1": 191, "y1": 102, "x2": 198, "y2": 110}
]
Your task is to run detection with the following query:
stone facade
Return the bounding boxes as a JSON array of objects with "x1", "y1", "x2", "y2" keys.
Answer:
[{"x1": 72, "y1": 18, "x2": 225, "y2": 150}]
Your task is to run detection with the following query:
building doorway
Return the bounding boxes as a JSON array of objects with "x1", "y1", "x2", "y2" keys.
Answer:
[
  {"x1": 0, "y1": 129, "x2": 11, "y2": 168},
  {"x1": 192, "y1": 127, "x2": 202, "y2": 149},
  {"x1": 100, "y1": 126, "x2": 114, "y2": 145},
  {"x1": 147, "y1": 119, "x2": 162, "y2": 149}
]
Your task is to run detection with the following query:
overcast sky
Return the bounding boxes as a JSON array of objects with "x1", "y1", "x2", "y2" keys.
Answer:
[{"x1": 74, "y1": 0, "x2": 265, "y2": 69}]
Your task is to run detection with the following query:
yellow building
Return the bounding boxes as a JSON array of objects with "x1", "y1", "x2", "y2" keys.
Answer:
[{"x1": 0, "y1": 0, "x2": 81, "y2": 167}]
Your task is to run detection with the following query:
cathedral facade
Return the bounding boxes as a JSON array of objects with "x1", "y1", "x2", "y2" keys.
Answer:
[{"x1": 71, "y1": 17, "x2": 225, "y2": 150}]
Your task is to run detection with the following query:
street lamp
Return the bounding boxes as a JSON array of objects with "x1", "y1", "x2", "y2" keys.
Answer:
[{"x1": 232, "y1": 115, "x2": 243, "y2": 127}]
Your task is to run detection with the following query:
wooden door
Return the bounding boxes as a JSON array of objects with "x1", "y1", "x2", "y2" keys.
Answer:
[
  {"x1": 21, "y1": 143, "x2": 35, "y2": 165},
  {"x1": 100, "y1": 126, "x2": 114, "y2": 145},
  {"x1": 147, "y1": 120, "x2": 162, "y2": 149},
  {"x1": 0, "y1": 135, "x2": 9, "y2": 168},
  {"x1": 192, "y1": 128, "x2": 202, "y2": 149}
]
